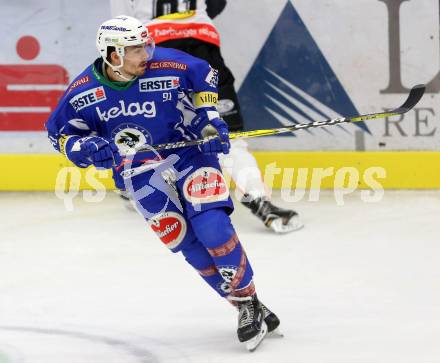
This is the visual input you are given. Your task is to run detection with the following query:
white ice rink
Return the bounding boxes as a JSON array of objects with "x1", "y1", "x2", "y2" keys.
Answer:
[{"x1": 1, "y1": 190, "x2": 439, "y2": 363}]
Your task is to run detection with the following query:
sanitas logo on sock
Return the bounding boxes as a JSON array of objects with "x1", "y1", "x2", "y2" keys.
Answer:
[{"x1": 96, "y1": 100, "x2": 156, "y2": 122}]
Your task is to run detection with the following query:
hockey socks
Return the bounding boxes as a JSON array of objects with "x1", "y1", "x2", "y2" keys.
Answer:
[{"x1": 183, "y1": 208, "x2": 255, "y2": 297}]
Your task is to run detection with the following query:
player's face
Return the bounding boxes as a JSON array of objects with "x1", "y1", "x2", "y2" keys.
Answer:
[{"x1": 122, "y1": 44, "x2": 151, "y2": 76}]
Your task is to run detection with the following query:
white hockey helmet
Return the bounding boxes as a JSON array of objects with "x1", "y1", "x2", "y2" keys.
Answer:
[{"x1": 96, "y1": 15, "x2": 155, "y2": 72}]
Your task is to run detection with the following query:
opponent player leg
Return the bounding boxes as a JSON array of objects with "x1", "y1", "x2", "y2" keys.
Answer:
[
  {"x1": 212, "y1": 49, "x2": 303, "y2": 234},
  {"x1": 218, "y1": 138, "x2": 304, "y2": 234}
]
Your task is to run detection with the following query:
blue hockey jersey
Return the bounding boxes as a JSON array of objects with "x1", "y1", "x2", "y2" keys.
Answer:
[{"x1": 46, "y1": 47, "x2": 220, "y2": 167}]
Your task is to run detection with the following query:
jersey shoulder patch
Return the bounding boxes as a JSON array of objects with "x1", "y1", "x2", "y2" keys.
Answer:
[{"x1": 66, "y1": 65, "x2": 98, "y2": 95}]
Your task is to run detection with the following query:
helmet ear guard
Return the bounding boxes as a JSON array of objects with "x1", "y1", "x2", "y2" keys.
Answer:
[{"x1": 113, "y1": 45, "x2": 126, "y2": 65}]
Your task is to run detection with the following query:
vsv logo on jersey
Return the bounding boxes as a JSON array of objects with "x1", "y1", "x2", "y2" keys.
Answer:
[
  {"x1": 70, "y1": 86, "x2": 106, "y2": 112},
  {"x1": 112, "y1": 123, "x2": 153, "y2": 154},
  {"x1": 139, "y1": 76, "x2": 180, "y2": 92},
  {"x1": 96, "y1": 100, "x2": 156, "y2": 122}
]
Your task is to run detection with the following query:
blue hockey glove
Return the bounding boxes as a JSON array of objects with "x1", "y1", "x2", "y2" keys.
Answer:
[
  {"x1": 66, "y1": 136, "x2": 117, "y2": 169},
  {"x1": 189, "y1": 113, "x2": 230, "y2": 155},
  {"x1": 199, "y1": 118, "x2": 230, "y2": 155}
]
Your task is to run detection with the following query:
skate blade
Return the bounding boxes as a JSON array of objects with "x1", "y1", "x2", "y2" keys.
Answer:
[
  {"x1": 270, "y1": 216, "x2": 304, "y2": 234},
  {"x1": 245, "y1": 322, "x2": 268, "y2": 352},
  {"x1": 268, "y1": 327, "x2": 284, "y2": 338}
]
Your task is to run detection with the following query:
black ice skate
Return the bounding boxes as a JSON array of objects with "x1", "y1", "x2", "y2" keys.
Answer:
[
  {"x1": 261, "y1": 303, "x2": 283, "y2": 337},
  {"x1": 236, "y1": 295, "x2": 268, "y2": 351},
  {"x1": 241, "y1": 194, "x2": 304, "y2": 234}
]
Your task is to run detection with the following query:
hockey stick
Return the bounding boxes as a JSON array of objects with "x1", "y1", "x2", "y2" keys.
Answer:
[
  {"x1": 131, "y1": 84, "x2": 425, "y2": 152},
  {"x1": 120, "y1": 84, "x2": 425, "y2": 178},
  {"x1": 227, "y1": 83, "x2": 425, "y2": 140},
  {"x1": 130, "y1": 84, "x2": 425, "y2": 153}
]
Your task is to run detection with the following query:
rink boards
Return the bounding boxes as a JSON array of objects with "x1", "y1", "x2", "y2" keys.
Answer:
[
  {"x1": 1, "y1": 152, "x2": 439, "y2": 191},
  {"x1": 0, "y1": 1, "x2": 438, "y2": 190}
]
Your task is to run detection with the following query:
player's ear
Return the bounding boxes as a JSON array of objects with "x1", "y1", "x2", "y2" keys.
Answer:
[{"x1": 110, "y1": 51, "x2": 122, "y2": 66}]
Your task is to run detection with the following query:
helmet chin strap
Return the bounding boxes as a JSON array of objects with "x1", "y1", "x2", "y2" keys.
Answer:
[
  {"x1": 104, "y1": 61, "x2": 136, "y2": 82},
  {"x1": 111, "y1": 67, "x2": 135, "y2": 82}
]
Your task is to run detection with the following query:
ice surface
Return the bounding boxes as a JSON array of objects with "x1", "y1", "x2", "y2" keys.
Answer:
[{"x1": 0, "y1": 190, "x2": 439, "y2": 362}]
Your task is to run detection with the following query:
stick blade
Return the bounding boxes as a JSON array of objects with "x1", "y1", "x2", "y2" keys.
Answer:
[{"x1": 392, "y1": 84, "x2": 425, "y2": 113}]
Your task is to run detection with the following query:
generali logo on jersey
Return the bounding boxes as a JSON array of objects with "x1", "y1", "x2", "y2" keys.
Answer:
[
  {"x1": 67, "y1": 75, "x2": 90, "y2": 94},
  {"x1": 70, "y1": 86, "x2": 106, "y2": 112},
  {"x1": 96, "y1": 100, "x2": 156, "y2": 122},
  {"x1": 149, "y1": 211, "x2": 187, "y2": 250},
  {"x1": 183, "y1": 167, "x2": 229, "y2": 204},
  {"x1": 148, "y1": 61, "x2": 188, "y2": 71},
  {"x1": 139, "y1": 76, "x2": 180, "y2": 92}
]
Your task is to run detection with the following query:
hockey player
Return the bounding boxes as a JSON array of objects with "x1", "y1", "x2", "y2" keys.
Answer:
[
  {"x1": 46, "y1": 16, "x2": 279, "y2": 350},
  {"x1": 109, "y1": 0, "x2": 304, "y2": 234}
]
